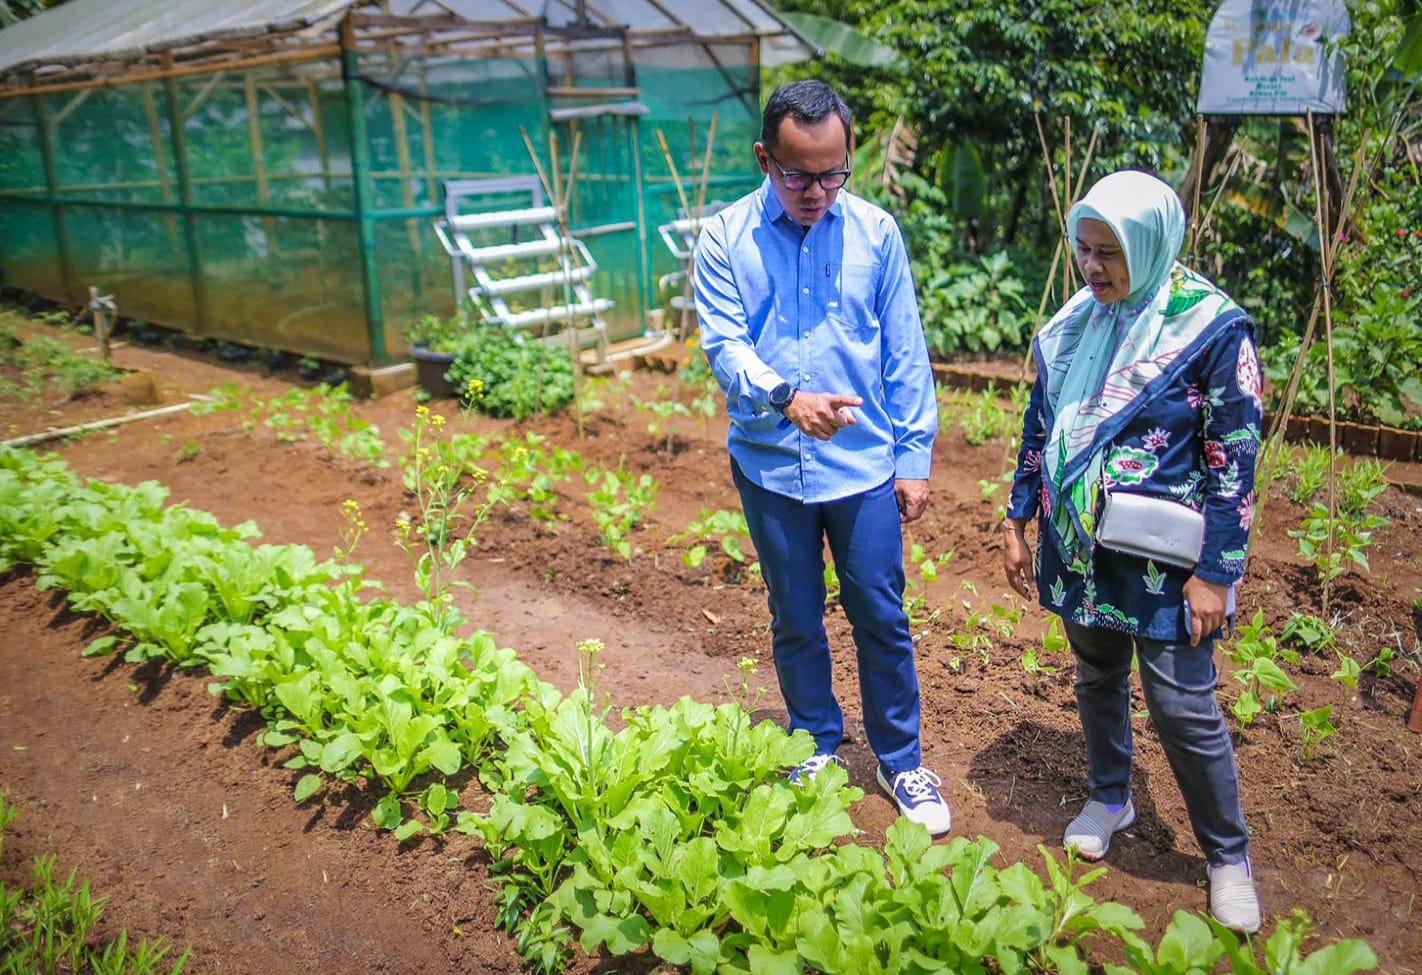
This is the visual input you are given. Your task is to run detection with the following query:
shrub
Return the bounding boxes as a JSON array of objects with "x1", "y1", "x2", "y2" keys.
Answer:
[{"x1": 448, "y1": 327, "x2": 575, "y2": 419}]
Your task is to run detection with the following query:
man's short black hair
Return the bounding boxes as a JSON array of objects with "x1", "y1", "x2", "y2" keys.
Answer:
[{"x1": 760, "y1": 80, "x2": 852, "y2": 150}]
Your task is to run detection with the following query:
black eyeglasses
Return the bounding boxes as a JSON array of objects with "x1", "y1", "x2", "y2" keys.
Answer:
[{"x1": 766, "y1": 150, "x2": 852, "y2": 192}]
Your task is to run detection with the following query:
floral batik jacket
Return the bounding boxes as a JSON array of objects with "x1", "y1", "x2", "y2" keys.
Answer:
[{"x1": 1007, "y1": 310, "x2": 1263, "y2": 643}]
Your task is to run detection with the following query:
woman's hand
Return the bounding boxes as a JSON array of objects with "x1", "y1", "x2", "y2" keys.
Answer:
[
  {"x1": 1183, "y1": 575, "x2": 1231, "y2": 647},
  {"x1": 1001, "y1": 519, "x2": 1035, "y2": 599}
]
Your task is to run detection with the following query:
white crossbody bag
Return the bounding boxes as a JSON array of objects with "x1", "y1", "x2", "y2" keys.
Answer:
[{"x1": 1095, "y1": 491, "x2": 1205, "y2": 570}]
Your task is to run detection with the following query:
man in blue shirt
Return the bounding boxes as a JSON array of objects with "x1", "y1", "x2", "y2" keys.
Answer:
[{"x1": 694, "y1": 80, "x2": 950, "y2": 836}]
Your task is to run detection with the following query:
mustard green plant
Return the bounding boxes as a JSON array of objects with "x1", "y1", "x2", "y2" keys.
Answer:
[{"x1": 395, "y1": 405, "x2": 507, "y2": 632}]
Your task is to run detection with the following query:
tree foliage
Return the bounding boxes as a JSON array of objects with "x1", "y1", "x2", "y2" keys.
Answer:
[
  {"x1": 771, "y1": 0, "x2": 1214, "y2": 253},
  {"x1": 767, "y1": 0, "x2": 1419, "y2": 401},
  {"x1": 0, "y1": 0, "x2": 70, "y2": 26}
]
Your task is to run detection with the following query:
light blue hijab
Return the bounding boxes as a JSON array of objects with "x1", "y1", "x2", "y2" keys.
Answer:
[
  {"x1": 1038, "y1": 171, "x2": 1230, "y2": 564},
  {"x1": 1068, "y1": 170, "x2": 1187, "y2": 308}
]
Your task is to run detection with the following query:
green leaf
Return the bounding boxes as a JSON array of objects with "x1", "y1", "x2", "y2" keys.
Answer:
[
  {"x1": 422, "y1": 735, "x2": 462, "y2": 776},
  {"x1": 1395, "y1": 15, "x2": 1422, "y2": 79},
  {"x1": 1330, "y1": 655, "x2": 1360, "y2": 688},
  {"x1": 722, "y1": 537, "x2": 745, "y2": 563},
  {"x1": 423, "y1": 783, "x2": 453, "y2": 817},
  {"x1": 782, "y1": 12, "x2": 903, "y2": 69},
  {"x1": 293, "y1": 773, "x2": 322, "y2": 803},
  {"x1": 318, "y1": 731, "x2": 365, "y2": 774},
  {"x1": 371, "y1": 794, "x2": 403, "y2": 831},
  {"x1": 579, "y1": 912, "x2": 651, "y2": 955},
  {"x1": 1231, "y1": 692, "x2": 1262, "y2": 725},
  {"x1": 653, "y1": 928, "x2": 692, "y2": 965},
  {"x1": 1157, "y1": 910, "x2": 1223, "y2": 970},
  {"x1": 671, "y1": 836, "x2": 720, "y2": 904},
  {"x1": 1294, "y1": 938, "x2": 1379, "y2": 975},
  {"x1": 947, "y1": 142, "x2": 988, "y2": 222},
  {"x1": 82, "y1": 635, "x2": 121, "y2": 657},
  {"x1": 1039, "y1": 943, "x2": 1090, "y2": 975},
  {"x1": 1251, "y1": 658, "x2": 1297, "y2": 692},
  {"x1": 393, "y1": 818, "x2": 423, "y2": 841},
  {"x1": 796, "y1": 910, "x2": 847, "y2": 972},
  {"x1": 746, "y1": 943, "x2": 803, "y2": 975},
  {"x1": 686, "y1": 928, "x2": 720, "y2": 975}
]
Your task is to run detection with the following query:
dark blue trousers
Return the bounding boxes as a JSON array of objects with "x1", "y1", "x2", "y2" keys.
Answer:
[{"x1": 732, "y1": 462, "x2": 922, "y2": 773}]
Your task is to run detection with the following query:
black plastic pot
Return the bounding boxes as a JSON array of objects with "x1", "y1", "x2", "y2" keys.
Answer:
[{"x1": 410, "y1": 343, "x2": 457, "y2": 398}]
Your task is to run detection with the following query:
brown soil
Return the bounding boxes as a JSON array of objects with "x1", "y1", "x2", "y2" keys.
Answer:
[{"x1": 1, "y1": 324, "x2": 1420, "y2": 975}]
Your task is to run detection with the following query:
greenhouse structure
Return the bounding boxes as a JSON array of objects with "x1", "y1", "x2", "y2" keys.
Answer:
[{"x1": 0, "y1": 0, "x2": 814, "y2": 367}]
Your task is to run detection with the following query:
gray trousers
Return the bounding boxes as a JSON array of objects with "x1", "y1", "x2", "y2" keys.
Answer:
[{"x1": 1064, "y1": 620, "x2": 1250, "y2": 867}]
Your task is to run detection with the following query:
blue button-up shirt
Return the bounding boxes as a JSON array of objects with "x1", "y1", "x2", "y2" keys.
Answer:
[{"x1": 693, "y1": 179, "x2": 936, "y2": 503}]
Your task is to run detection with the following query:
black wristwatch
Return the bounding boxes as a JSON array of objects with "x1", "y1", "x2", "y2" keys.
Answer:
[{"x1": 769, "y1": 381, "x2": 796, "y2": 413}]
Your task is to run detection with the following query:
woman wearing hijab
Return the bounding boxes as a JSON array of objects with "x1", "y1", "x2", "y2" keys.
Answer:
[{"x1": 1001, "y1": 170, "x2": 1263, "y2": 934}]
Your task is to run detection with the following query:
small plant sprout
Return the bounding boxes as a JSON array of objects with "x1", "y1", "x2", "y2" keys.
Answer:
[
  {"x1": 1298, "y1": 705, "x2": 1338, "y2": 760},
  {"x1": 583, "y1": 462, "x2": 659, "y2": 561},
  {"x1": 1222, "y1": 611, "x2": 1299, "y2": 729},
  {"x1": 634, "y1": 388, "x2": 693, "y2": 455},
  {"x1": 668, "y1": 508, "x2": 756, "y2": 580}
]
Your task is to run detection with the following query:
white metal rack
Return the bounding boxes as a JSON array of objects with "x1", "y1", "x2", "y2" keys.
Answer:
[
  {"x1": 433, "y1": 176, "x2": 612, "y2": 359},
  {"x1": 656, "y1": 203, "x2": 723, "y2": 329}
]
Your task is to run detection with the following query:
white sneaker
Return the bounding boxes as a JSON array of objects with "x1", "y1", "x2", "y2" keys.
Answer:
[
  {"x1": 876, "y1": 765, "x2": 952, "y2": 836},
  {"x1": 1208, "y1": 859, "x2": 1261, "y2": 935},
  {"x1": 1063, "y1": 798, "x2": 1136, "y2": 860},
  {"x1": 787, "y1": 753, "x2": 845, "y2": 786}
]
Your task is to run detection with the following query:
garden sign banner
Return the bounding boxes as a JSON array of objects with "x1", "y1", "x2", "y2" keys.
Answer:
[{"x1": 1197, "y1": 0, "x2": 1349, "y2": 115}]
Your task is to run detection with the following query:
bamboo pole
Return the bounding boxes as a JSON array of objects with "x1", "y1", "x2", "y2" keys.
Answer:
[
  {"x1": 1250, "y1": 115, "x2": 1375, "y2": 557},
  {"x1": 519, "y1": 125, "x2": 589, "y2": 434},
  {"x1": 1306, "y1": 110, "x2": 1340, "y2": 618},
  {"x1": 49, "y1": 88, "x2": 92, "y2": 127},
  {"x1": 653, "y1": 127, "x2": 696, "y2": 344},
  {"x1": 140, "y1": 84, "x2": 182, "y2": 272},
  {"x1": 681, "y1": 112, "x2": 718, "y2": 342},
  {"x1": 389, "y1": 91, "x2": 423, "y2": 258},
  {"x1": 0, "y1": 46, "x2": 340, "y2": 100},
  {"x1": 1001, "y1": 118, "x2": 1099, "y2": 480},
  {"x1": 162, "y1": 60, "x2": 211, "y2": 332},
  {"x1": 182, "y1": 71, "x2": 226, "y2": 121},
  {"x1": 0, "y1": 397, "x2": 211, "y2": 448},
  {"x1": 1188, "y1": 115, "x2": 1208, "y2": 264},
  {"x1": 245, "y1": 72, "x2": 279, "y2": 257},
  {"x1": 418, "y1": 67, "x2": 438, "y2": 213},
  {"x1": 340, "y1": 17, "x2": 387, "y2": 365},
  {"x1": 32, "y1": 93, "x2": 76, "y2": 303},
  {"x1": 307, "y1": 79, "x2": 331, "y2": 191},
  {"x1": 629, "y1": 112, "x2": 652, "y2": 328}
]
